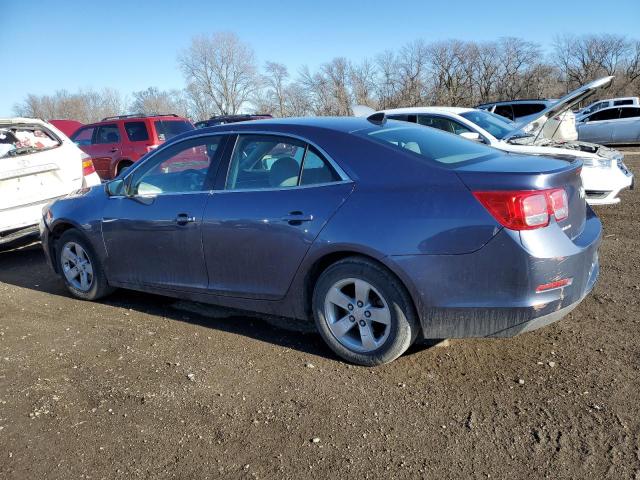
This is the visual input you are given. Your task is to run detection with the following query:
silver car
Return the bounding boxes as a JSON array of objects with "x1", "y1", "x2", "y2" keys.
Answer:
[{"x1": 577, "y1": 105, "x2": 640, "y2": 145}]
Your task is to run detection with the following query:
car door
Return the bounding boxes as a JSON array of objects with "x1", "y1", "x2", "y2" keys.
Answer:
[
  {"x1": 101, "y1": 134, "x2": 227, "y2": 290},
  {"x1": 612, "y1": 107, "x2": 640, "y2": 143},
  {"x1": 91, "y1": 123, "x2": 123, "y2": 179},
  {"x1": 201, "y1": 133, "x2": 353, "y2": 300},
  {"x1": 578, "y1": 108, "x2": 620, "y2": 144}
]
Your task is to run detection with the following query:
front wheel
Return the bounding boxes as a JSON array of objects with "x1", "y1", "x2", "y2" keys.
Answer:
[
  {"x1": 56, "y1": 230, "x2": 114, "y2": 301},
  {"x1": 312, "y1": 257, "x2": 418, "y2": 366}
]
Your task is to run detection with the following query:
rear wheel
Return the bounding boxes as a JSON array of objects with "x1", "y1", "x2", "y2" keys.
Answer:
[
  {"x1": 312, "y1": 257, "x2": 418, "y2": 366},
  {"x1": 56, "y1": 230, "x2": 114, "y2": 300}
]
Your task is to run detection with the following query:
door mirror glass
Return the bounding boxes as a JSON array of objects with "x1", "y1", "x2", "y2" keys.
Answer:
[
  {"x1": 459, "y1": 131, "x2": 482, "y2": 142},
  {"x1": 106, "y1": 179, "x2": 125, "y2": 197}
]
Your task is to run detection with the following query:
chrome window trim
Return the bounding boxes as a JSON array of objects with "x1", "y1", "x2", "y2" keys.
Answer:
[{"x1": 223, "y1": 130, "x2": 351, "y2": 182}]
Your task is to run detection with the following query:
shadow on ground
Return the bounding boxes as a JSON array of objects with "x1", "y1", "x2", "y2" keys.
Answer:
[{"x1": 0, "y1": 244, "x2": 436, "y2": 362}]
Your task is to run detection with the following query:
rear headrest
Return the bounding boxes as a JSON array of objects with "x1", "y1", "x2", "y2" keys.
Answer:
[{"x1": 269, "y1": 156, "x2": 299, "y2": 187}]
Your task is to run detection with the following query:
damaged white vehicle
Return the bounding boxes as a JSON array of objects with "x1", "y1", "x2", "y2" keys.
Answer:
[
  {"x1": 372, "y1": 77, "x2": 633, "y2": 205},
  {"x1": 0, "y1": 118, "x2": 101, "y2": 250}
]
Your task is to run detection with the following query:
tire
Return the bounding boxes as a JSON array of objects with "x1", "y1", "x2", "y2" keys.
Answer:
[
  {"x1": 312, "y1": 257, "x2": 418, "y2": 366},
  {"x1": 56, "y1": 229, "x2": 115, "y2": 301}
]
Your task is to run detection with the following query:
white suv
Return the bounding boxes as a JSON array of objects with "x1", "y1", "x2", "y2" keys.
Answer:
[{"x1": 0, "y1": 118, "x2": 101, "y2": 250}]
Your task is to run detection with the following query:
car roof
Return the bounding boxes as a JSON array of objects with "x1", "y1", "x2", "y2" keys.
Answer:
[
  {"x1": 194, "y1": 116, "x2": 386, "y2": 134},
  {"x1": 379, "y1": 106, "x2": 475, "y2": 115},
  {"x1": 83, "y1": 114, "x2": 189, "y2": 127},
  {"x1": 477, "y1": 99, "x2": 553, "y2": 107},
  {"x1": 0, "y1": 117, "x2": 50, "y2": 126}
]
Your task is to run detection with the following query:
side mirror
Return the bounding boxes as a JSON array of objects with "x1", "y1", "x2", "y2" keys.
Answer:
[
  {"x1": 460, "y1": 132, "x2": 483, "y2": 142},
  {"x1": 106, "y1": 179, "x2": 126, "y2": 197}
]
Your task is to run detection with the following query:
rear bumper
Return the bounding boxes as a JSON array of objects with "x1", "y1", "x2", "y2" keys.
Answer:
[{"x1": 389, "y1": 208, "x2": 601, "y2": 338}]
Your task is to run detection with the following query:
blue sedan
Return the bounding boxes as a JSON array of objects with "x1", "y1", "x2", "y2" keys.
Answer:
[{"x1": 40, "y1": 116, "x2": 601, "y2": 365}]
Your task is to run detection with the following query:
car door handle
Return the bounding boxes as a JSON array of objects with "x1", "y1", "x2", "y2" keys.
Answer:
[
  {"x1": 109, "y1": 148, "x2": 118, "y2": 153},
  {"x1": 282, "y1": 211, "x2": 313, "y2": 225},
  {"x1": 175, "y1": 213, "x2": 197, "y2": 225}
]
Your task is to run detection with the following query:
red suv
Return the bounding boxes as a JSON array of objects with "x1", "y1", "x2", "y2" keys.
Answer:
[{"x1": 71, "y1": 114, "x2": 194, "y2": 179}]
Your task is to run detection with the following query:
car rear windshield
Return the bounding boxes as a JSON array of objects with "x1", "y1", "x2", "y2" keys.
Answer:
[
  {"x1": 0, "y1": 124, "x2": 61, "y2": 159},
  {"x1": 357, "y1": 122, "x2": 494, "y2": 166},
  {"x1": 154, "y1": 120, "x2": 194, "y2": 142}
]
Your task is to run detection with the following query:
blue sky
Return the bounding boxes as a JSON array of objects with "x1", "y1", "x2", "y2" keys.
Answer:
[{"x1": 2, "y1": 0, "x2": 639, "y2": 116}]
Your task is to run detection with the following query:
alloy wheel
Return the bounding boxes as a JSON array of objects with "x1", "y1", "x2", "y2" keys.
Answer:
[
  {"x1": 61, "y1": 242, "x2": 94, "y2": 292},
  {"x1": 324, "y1": 278, "x2": 391, "y2": 353}
]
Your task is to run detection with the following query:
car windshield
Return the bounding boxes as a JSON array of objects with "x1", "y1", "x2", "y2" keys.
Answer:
[
  {"x1": 357, "y1": 122, "x2": 494, "y2": 166},
  {"x1": 460, "y1": 110, "x2": 525, "y2": 140},
  {"x1": 154, "y1": 120, "x2": 194, "y2": 142}
]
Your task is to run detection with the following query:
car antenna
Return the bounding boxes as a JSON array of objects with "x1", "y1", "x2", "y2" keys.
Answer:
[{"x1": 366, "y1": 112, "x2": 386, "y2": 125}]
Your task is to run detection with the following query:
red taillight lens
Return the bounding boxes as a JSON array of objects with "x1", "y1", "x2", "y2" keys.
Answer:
[
  {"x1": 82, "y1": 159, "x2": 96, "y2": 176},
  {"x1": 548, "y1": 189, "x2": 568, "y2": 221},
  {"x1": 473, "y1": 188, "x2": 569, "y2": 231}
]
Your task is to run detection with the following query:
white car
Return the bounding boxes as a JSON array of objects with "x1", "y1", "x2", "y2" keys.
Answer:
[
  {"x1": 372, "y1": 77, "x2": 633, "y2": 205},
  {"x1": 576, "y1": 96, "x2": 639, "y2": 120},
  {"x1": 0, "y1": 118, "x2": 101, "y2": 250},
  {"x1": 577, "y1": 105, "x2": 640, "y2": 145}
]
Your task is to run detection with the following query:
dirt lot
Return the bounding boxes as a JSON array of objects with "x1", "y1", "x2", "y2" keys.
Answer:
[{"x1": 0, "y1": 150, "x2": 638, "y2": 480}]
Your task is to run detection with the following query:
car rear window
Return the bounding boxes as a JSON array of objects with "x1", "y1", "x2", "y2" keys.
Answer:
[
  {"x1": 154, "y1": 120, "x2": 194, "y2": 142},
  {"x1": 357, "y1": 123, "x2": 494, "y2": 166},
  {"x1": 0, "y1": 124, "x2": 61, "y2": 159}
]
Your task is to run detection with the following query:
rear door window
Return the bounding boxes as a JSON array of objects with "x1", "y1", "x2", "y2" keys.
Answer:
[
  {"x1": 154, "y1": 120, "x2": 194, "y2": 142},
  {"x1": 614, "y1": 99, "x2": 634, "y2": 106},
  {"x1": 299, "y1": 147, "x2": 340, "y2": 186},
  {"x1": 512, "y1": 103, "x2": 546, "y2": 117},
  {"x1": 95, "y1": 124, "x2": 121, "y2": 144},
  {"x1": 619, "y1": 107, "x2": 640, "y2": 119},
  {"x1": 418, "y1": 115, "x2": 472, "y2": 135},
  {"x1": 71, "y1": 126, "x2": 95, "y2": 146},
  {"x1": 124, "y1": 121, "x2": 149, "y2": 142},
  {"x1": 494, "y1": 105, "x2": 514, "y2": 121},
  {"x1": 588, "y1": 109, "x2": 620, "y2": 122}
]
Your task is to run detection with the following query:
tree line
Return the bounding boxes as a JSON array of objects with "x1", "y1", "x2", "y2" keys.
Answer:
[{"x1": 14, "y1": 32, "x2": 640, "y2": 123}]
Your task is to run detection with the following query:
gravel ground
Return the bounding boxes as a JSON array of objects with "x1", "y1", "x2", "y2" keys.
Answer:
[{"x1": 0, "y1": 149, "x2": 638, "y2": 479}]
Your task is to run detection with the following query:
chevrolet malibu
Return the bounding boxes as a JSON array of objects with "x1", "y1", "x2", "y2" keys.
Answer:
[{"x1": 41, "y1": 116, "x2": 601, "y2": 366}]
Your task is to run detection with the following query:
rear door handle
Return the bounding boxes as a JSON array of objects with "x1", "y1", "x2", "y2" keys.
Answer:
[
  {"x1": 175, "y1": 213, "x2": 197, "y2": 225},
  {"x1": 109, "y1": 148, "x2": 119, "y2": 153},
  {"x1": 282, "y1": 211, "x2": 313, "y2": 225}
]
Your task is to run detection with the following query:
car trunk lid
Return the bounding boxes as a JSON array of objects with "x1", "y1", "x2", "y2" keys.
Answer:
[{"x1": 454, "y1": 154, "x2": 586, "y2": 240}]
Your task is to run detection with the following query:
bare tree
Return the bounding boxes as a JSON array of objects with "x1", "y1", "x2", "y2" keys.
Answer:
[
  {"x1": 178, "y1": 32, "x2": 259, "y2": 115},
  {"x1": 263, "y1": 61, "x2": 289, "y2": 116},
  {"x1": 130, "y1": 87, "x2": 186, "y2": 116},
  {"x1": 13, "y1": 88, "x2": 125, "y2": 123}
]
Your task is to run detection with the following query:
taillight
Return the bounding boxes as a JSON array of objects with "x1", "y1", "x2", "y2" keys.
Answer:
[
  {"x1": 81, "y1": 154, "x2": 96, "y2": 176},
  {"x1": 473, "y1": 188, "x2": 569, "y2": 231}
]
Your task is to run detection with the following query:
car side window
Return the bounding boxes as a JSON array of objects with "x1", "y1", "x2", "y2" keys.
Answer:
[
  {"x1": 225, "y1": 135, "x2": 341, "y2": 190},
  {"x1": 300, "y1": 146, "x2": 340, "y2": 186},
  {"x1": 95, "y1": 124, "x2": 121, "y2": 144},
  {"x1": 226, "y1": 135, "x2": 306, "y2": 190},
  {"x1": 614, "y1": 99, "x2": 633, "y2": 106},
  {"x1": 494, "y1": 105, "x2": 514, "y2": 121},
  {"x1": 587, "y1": 109, "x2": 620, "y2": 122},
  {"x1": 124, "y1": 121, "x2": 149, "y2": 142},
  {"x1": 129, "y1": 136, "x2": 223, "y2": 195},
  {"x1": 418, "y1": 116, "x2": 472, "y2": 135},
  {"x1": 512, "y1": 103, "x2": 546, "y2": 117},
  {"x1": 619, "y1": 107, "x2": 640, "y2": 119},
  {"x1": 72, "y1": 126, "x2": 95, "y2": 146}
]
